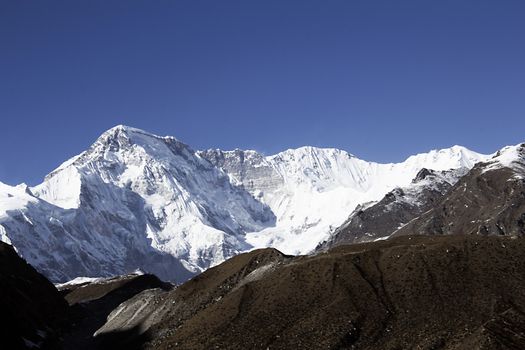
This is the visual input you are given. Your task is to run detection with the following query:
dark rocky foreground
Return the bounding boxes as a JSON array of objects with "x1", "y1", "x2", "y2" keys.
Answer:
[
  {"x1": 3, "y1": 235, "x2": 525, "y2": 349},
  {"x1": 60, "y1": 273, "x2": 172, "y2": 349},
  {"x1": 98, "y1": 235, "x2": 525, "y2": 350},
  {"x1": 0, "y1": 241, "x2": 68, "y2": 349},
  {"x1": 0, "y1": 239, "x2": 171, "y2": 350}
]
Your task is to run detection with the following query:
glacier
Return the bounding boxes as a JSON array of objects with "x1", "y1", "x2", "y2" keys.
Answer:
[
  {"x1": 0, "y1": 125, "x2": 490, "y2": 282},
  {"x1": 200, "y1": 144, "x2": 488, "y2": 254}
]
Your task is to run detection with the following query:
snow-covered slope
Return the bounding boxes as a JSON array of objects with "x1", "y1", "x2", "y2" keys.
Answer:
[
  {"x1": 317, "y1": 167, "x2": 470, "y2": 250},
  {"x1": 393, "y1": 142, "x2": 525, "y2": 238},
  {"x1": 0, "y1": 126, "x2": 274, "y2": 282},
  {"x1": 0, "y1": 125, "x2": 491, "y2": 282},
  {"x1": 482, "y1": 143, "x2": 525, "y2": 177},
  {"x1": 200, "y1": 145, "x2": 489, "y2": 254}
]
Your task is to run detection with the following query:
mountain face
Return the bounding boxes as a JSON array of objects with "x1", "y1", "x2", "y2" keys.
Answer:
[
  {"x1": 200, "y1": 145, "x2": 487, "y2": 254},
  {"x1": 91, "y1": 235, "x2": 525, "y2": 350},
  {"x1": 0, "y1": 125, "x2": 490, "y2": 282},
  {"x1": 317, "y1": 167, "x2": 469, "y2": 250},
  {"x1": 59, "y1": 272, "x2": 172, "y2": 350},
  {"x1": 0, "y1": 126, "x2": 275, "y2": 283},
  {"x1": 394, "y1": 143, "x2": 525, "y2": 237}
]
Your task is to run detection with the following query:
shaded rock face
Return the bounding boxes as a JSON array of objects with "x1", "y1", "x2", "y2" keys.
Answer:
[
  {"x1": 59, "y1": 273, "x2": 172, "y2": 350},
  {"x1": 199, "y1": 149, "x2": 284, "y2": 194},
  {"x1": 0, "y1": 126, "x2": 276, "y2": 284},
  {"x1": 0, "y1": 241, "x2": 68, "y2": 349},
  {"x1": 318, "y1": 168, "x2": 467, "y2": 249},
  {"x1": 93, "y1": 248, "x2": 290, "y2": 349},
  {"x1": 97, "y1": 235, "x2": 525, "y2": 350},
  {"x1": 394, "y1": 159, "x2": 525, "y2": 237},
  {"x1": 0, "y1": 240, "x2": 170, "y2": 349}
]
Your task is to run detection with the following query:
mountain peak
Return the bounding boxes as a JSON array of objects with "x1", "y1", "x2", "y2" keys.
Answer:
[
  {"x1": 403, "y1": 145, "x2": 489, "y2": 171},
  {"x1": 97, "y1": 125, "x2": 180, "y2": 146},
  {"x1": 94, "y1": 125, "x2": 148, "y2": 151},
  {"x1": 99, "y1": 124, "x2": 147, "y2": 140},
  {"x1": 270, "y1": 146, "x2": 356, "y2": 163},
  {"x1": 99, "y1": 124, "x2": 148, "y2": 141},
  {"x1": 482, "y1": 142, "x2": 525, "y2": 176},
  {"x1": 107, "y1": 124, "x2": 139, "y2": 132},
  {"x1": 1, "y1": 124, "x2": 516, "y2": 286}
]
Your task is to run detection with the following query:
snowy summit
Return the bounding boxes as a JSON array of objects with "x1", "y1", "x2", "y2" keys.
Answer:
[{"x1": 0, "y1": 125, "x2": 494, "y2": 283}]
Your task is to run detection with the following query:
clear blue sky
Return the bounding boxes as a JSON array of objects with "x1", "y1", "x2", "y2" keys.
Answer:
[{"x1": 1, "y1": 0, "x2": 524, "y2": 185}]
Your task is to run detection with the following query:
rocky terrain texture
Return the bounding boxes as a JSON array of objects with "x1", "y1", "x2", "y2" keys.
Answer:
[
  {"x1": 59, "y1": 273, "x2": 172, "y2": 350},
  {"x1": 92, "y1": 235, "x2": 525, "y2": 350},
  {"x1": 94, "y1": 248, "x2": 291, "y2": 349},
  {"x1": 318, "y1": 167, "x2": 468, "y2": 250},
  {"x1": 3, "y1": 232, "x2": 525, "y2": 349},
  {"x1": 394, "y1": 143, "x2": 525, "y2": 238},
  {"x1": 0, "y1": 240, "x2": 172, "y2": 350},
  {"x1": 0, "y1": 241, "x2": 68, "y2": 349}
]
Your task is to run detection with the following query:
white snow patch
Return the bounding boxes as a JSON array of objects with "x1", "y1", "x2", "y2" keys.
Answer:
[
  {"x1": 244, "y1": 146, "x2": 488, "y2": 255},
  {"x1": 482, "y1": 144, "x2": 525, "y2": 177},
  {"x1": 0, "y1": 181, "x2": 39, "y2": 219},
  {"x1": 239, "y1": 263, "x2": 276, "y2": 286},
  {"x1": 31, "y1": 166, "x2": 82, "y2": 209},
  {"x1": 55, "y1": 276, "x2": 105, "y2": 288}
]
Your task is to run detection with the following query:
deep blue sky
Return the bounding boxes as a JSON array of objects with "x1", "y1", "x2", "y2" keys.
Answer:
[{"x1": 1, "y1": 0, "x2": 524, "y2": 185}]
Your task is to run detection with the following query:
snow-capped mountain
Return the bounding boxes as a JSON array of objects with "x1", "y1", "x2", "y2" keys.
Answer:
[
  {"x1": 316, "y1": 167, "x2": 470, "y2": 250},
  {"x1": 394, "y1": 142, "x2": 525, "y2": 237},
  {"x1": 0, "y1": 126, "x2": 275, "y2": 282},
  {"x1": 200, "y1": 145, "x2": 488, "y2": 254},
  {"x1": 482, "y1": 143, "x2": 525, "y2": 177},
  {"x1": 0, "y1": 125, "x2": 490, "y2": 282}
]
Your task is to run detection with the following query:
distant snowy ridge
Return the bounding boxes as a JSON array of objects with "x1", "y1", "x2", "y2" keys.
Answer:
[
  {"x1": 389, "y1": 142, "x2": 525, "y2": 238},
  {"x1": 200, "y1": 145, "x2": 489, "y2": 254},
  {"x1": 482, "y1": 143, "x2": 525, "y2": 177},
  {"x1": 317, "y1": 166, "x2": 471, "y2": 250},
  {"x1": 0, "y1": 125, "x2": 493, "y2": 282}
]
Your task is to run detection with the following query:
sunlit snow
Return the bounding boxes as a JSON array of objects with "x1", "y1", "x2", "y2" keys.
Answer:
[{"x1": 0, "y1": 125, "x2": 501, "y2": 282}]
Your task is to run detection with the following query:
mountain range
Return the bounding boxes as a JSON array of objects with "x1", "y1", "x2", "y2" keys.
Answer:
[
  {"x1": 2, "y1": 125, "x2": 521, "y2": 284},
  {"x1": 2, "y1": 125, "x2": 525, "y2": 349}
]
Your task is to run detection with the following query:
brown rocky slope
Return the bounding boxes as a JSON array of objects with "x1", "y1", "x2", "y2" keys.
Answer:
[
  {"x1": 318, "y1": 168, "x2": 467, "y2": 250},
  {"x1": 97, "y1": 235, "x2": 525, "y2": 350},
  {"x1": 394, "y1": 144, "x2": 525, "y2": 237}
]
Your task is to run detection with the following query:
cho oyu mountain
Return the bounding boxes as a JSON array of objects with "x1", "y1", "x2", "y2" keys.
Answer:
[{"x1": 0, "y1": 125, "x2": 490, "y2": 282}]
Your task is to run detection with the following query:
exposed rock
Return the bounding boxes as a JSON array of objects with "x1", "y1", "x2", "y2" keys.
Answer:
[
  {"x1": 318, "y1": 168, "x2": 467, "y2": 249},
  {"x1": 394, "y1": 145, "x2": 525, "y2": 237},
  {"x1": 94, "y1": 235, "x2": 525, "y2": 350},
  {"x1": 0, "y1": 241, "x2": 68, "y2": 349},
  {"x1": 60, "y1": 273, "x2": 172, "y2": 349}
]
